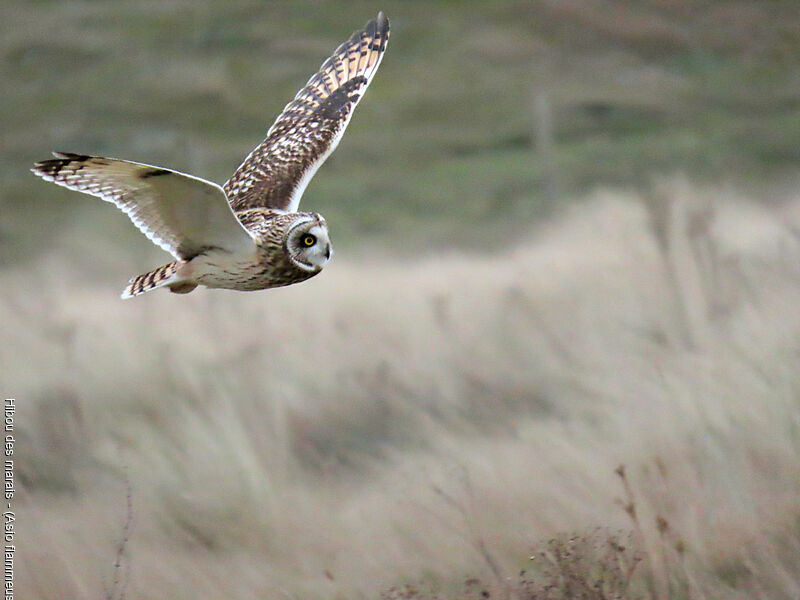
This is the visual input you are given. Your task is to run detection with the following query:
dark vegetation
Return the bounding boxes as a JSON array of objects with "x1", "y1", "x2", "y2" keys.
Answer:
[{"x1": 3, "y1": 0, "x2": 799, "y2": 259}]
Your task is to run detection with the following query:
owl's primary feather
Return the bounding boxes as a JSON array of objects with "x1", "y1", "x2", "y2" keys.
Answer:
[
  {"x1": 31, "y1": 153, "x2": 253, "y2": 260},
  {"x1": 31, "y1": 13, "x2": 390, "y2": 298},
  {"x1": 224, "y1": 11, "x2": 389, "y2": 216}
]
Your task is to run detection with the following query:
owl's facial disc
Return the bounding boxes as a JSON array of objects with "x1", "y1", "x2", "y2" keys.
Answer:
[{"x1": 287, "y1": 219, "x2": 332, "y2": 271}]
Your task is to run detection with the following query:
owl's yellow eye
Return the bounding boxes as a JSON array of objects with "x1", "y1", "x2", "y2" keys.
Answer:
[{"x1": 302, "y1": 234, "x2": 316, "y2": 247}]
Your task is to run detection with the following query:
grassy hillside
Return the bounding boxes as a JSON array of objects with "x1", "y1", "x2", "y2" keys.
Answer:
[{"x1": 3, "y1": 0, "x2": 800, "y2": 261}]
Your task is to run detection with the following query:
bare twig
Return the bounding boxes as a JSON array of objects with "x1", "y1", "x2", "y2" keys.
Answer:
[
  {"x1": 615, "y1": 464, "x2": 667, "y2": 600},
  {"x1": 432, "y1": 470, "x2": 511, "y2": 600},
  {"x1": 105, "y1": 472, "x2": 134, "y2": 600}
]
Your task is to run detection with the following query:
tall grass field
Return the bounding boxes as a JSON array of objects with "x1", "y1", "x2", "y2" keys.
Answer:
[{"x1": 3, "y1": 1, "x2": 800, "y2": 598}]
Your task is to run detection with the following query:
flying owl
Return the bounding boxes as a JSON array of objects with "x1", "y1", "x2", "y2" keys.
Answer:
[{"x1": 31, "y1": 12, "x2": 389, "y2": 298}]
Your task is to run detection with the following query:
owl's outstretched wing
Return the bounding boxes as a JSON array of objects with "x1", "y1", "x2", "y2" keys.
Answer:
[
  {"x1": 224, "y1": 12, "x2": 389, "y2": 216},
  {"x1": 32, "y1": 153, "x2": 254, "y2": 260}
]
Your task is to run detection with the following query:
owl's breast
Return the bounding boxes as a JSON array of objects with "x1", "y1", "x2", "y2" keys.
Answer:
[{"x1": 191, "y1": 245, "x2": 319, "y2": 291}]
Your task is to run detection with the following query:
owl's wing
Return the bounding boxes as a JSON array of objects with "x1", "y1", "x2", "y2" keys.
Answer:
[
  {"x1": 224, "y1": 12, "x2": 389, "y2": 216},
  {"x1": 32, "y1": 153, "x2": 254, "y2": 260}
]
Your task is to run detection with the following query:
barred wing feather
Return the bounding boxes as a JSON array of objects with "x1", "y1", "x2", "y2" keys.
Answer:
[{"x1": 224, "y1": 12, "x2": 389, "y2": 216}]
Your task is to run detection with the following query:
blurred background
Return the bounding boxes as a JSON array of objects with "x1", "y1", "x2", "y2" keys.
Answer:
[{"x1": 4, "y1": 1, "x2": 800, "y2": 598}]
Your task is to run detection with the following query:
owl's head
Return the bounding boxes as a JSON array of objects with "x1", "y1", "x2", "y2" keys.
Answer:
[{"x1": 285, "y1": 213, "x2": 332, "y2": 272}]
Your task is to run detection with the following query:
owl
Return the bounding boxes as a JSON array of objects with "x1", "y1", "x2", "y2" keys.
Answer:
[{"x1": 31, "y1": 13, "x2": 389, "y2": 298}]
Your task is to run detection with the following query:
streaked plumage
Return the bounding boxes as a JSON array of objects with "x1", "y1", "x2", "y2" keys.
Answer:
[{"x1": 31, "y1": 12, "x2": 389, "y2": 298}]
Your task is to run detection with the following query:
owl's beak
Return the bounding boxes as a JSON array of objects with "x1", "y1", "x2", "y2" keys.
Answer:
[{"x1": 324, "y1": 244, "x2": 332, "y2": 260}]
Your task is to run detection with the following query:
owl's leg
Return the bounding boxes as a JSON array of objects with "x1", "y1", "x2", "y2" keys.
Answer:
[{"x1": 168, "y1": 282, "x2": 198, "y2": 294}]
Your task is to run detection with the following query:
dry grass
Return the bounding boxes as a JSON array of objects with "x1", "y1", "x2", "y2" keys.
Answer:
[{"x1": 7, "y1": 178, "x2": 800, "y2": 599}]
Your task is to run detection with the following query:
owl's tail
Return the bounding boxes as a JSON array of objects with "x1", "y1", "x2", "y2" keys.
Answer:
[{"x1": 121, "y1": 261, "x2": 198, "y2": 299}]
